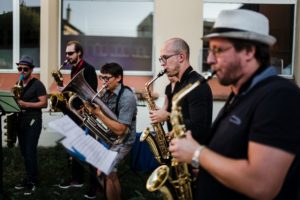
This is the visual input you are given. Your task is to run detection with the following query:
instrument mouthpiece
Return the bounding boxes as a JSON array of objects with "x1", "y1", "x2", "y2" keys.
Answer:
[
  {"x1": 19, "y1": 74, "x2": 24, "y2": 81},
  {"x1": 157, "y1": 69, "x2": 166, "y2": 77}
]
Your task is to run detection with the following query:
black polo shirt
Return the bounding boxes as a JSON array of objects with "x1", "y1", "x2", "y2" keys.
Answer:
[{"x1": 197, "y1": 67, "x2": 300, "y2": 200}]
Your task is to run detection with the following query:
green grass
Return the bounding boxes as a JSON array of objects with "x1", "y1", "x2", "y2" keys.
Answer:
[{"x1": 2, "y1": 145, "x2": 164, "y2": 200}]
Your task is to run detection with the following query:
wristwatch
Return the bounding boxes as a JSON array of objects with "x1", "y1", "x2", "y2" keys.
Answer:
[{"x1": 191, "y1": 145, "x2": 205, "y2": 168}]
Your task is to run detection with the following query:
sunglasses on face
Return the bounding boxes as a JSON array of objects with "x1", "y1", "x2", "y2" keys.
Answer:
[
  {"x1": 17, "y1": 67, "x2": 30, "y2": 72},
  {"x1": 65, "y1": 51, "x2": 76, "y2": 56}
]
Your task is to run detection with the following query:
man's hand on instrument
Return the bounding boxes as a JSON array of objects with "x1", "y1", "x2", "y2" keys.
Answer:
[
  {"x1": 149, "y1": 108, "x2": 169, "y2": 123},
  {"x1": 169, "y1": 131, "x2": 200, "y2": 163},
  {"x1": 83, "y1": 101, "x2": 101, "y2": 116}
]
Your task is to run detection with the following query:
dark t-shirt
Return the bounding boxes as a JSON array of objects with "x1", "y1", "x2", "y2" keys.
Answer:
[
  {"x1": 21, "y1": 77, "x2": 47, "y2": 115},
  {"x1": 196, "y1": 67, "x2": 300, "y2": 200},
  {"x1": 173, "y1": 66, "x2": 213, "y2": 144}
]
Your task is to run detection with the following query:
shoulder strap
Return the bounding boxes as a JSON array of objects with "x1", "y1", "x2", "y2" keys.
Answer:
[{"x1": 115, "y1": 84, "x2": 132, "y2": 116}]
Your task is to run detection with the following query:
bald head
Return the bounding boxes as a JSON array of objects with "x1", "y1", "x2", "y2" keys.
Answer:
[{"x1": 164, "y1": 38, "x2": 190, "y2": 60}]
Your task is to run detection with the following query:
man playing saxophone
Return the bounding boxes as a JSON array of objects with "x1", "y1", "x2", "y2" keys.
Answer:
[
  {"x1": 154, "y1": 38, "x2": 213, "y2": 145},
  {"x1": 84, "y1": 62, "x2": 137, "y2": 200},
  {"x1": 13, "y1": 55, "x2": 48, "y2": 196},
  {"x1": 57, "y1": 40, "x2": 99, "y2": 200},
  {"x1": 149, "y1": 75, "x2": 178, "y2": 132},
  {"x1": 169, "y1": 9, "x2": 300, "y2": 200}
]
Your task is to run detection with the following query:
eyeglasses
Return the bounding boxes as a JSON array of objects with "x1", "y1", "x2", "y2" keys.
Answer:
[
  {"x1": 65, "y1": 51, "x2": 76, "y2": 56},
  {"x1": 99, "y1": 75, "x2": 114, "y2": 81},
  {"x1": 158, "y1": 53, "x2": 179, "y2": 64},
  {"x1": 17, "y1": 67, "x2": 30, "y2": 72},
  {"x1": 208, "y1": 46, "x2": 232, "y2": 57}
]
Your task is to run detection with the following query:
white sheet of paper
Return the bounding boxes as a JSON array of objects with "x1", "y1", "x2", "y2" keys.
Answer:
[{"x1": 48, "y1": 115, "x2": 118, "y2": 175}]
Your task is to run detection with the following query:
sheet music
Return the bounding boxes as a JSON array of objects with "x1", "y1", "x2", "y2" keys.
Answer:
[{"x1": 48, "y1": 115, "x2": 117, "y2": 175}]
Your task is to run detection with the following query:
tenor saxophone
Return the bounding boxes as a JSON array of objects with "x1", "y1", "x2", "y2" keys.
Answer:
[
  {"x1": 140, "y1": 69, "x2": 170, "y2": 164},
  {"x1": 146, "y1": 71, "x2": 215, "y2": 200}
]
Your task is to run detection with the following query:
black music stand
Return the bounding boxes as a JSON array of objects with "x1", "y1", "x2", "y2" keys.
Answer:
[{"x1": 0, "y1": 91, "x2": 20, "y2": 199}]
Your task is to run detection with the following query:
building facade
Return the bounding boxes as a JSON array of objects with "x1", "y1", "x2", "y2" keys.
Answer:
[{"x1": 0, "y1": 0, "x2": 299, "y2": 99}]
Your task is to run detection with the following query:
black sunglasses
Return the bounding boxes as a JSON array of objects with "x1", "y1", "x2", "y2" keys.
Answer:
[
  {"x1": 65, "y1": 51, "x2": 76, "y2": 56},
  {"x1": 17, "y1": 67, "x2": 30, "y2": 72}
]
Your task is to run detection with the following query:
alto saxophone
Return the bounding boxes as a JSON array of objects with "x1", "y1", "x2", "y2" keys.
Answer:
[
  {"x1": 49, "y1": 60, "x2": 72, "y2": 112},
  {"x1": 12, "y1": 74, "x2": 24, "y2": 100},
  {"x1": 4, "y1": 74, "x2": 24, "y2": 147},
  {"x1": 52, "y1": 59, "x2": 68, "y2": 87},
  {"x1": 146, "y1": 71, "x2": 215, "y2": 200},
  {"x1": 140, "y1": 69, "x2": 170, "y2": 164}
]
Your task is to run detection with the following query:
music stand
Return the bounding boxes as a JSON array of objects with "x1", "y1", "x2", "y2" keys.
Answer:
[{"x1": 0, "y1": 91, "x2": 20, "y2": 198}]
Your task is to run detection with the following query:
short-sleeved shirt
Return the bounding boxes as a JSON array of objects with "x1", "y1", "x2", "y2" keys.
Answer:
[
  {"x1": 196, "y1": 67, "x2": 300, "y2": 200},
  {"x1": 101, "y1": 84, "x2": 137, "y2": 146},
  {"x1": 21, "y1": 77, "x2": 47, "y2": 116}
]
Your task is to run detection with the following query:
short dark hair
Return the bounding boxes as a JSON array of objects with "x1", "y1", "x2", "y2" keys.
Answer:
[
  {"x1": 100, "y1": 62, "x2": 124, "y2": 83},
  {"x1": 66, "y1": 40, "x2": 84, "y2": 58},
  {"x1": 229, "y1": 38, "x2": 271, "y2": 69}
]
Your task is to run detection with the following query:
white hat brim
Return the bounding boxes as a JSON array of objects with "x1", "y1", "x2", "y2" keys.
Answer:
[{"x1": 203, "y1": 31, "x2": 276, "y2": 46}]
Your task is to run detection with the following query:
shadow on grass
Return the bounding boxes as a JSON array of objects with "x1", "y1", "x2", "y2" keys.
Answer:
[{"x1": 2, "y1": 145, "x2": 164, "y2": 200}]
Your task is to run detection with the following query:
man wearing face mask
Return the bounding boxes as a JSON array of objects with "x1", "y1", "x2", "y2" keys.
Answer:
[
  {"x1": 57, "y1": 41, "x2": 99, "y2": 198},
  {"x1": 13, "y1": 55, "x2": 48, "y2": 196}
]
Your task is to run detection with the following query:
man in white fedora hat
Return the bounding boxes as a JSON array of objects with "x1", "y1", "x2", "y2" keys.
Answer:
[{"x1": 169, "y1": 9, "x2": 300, "y2": 200}]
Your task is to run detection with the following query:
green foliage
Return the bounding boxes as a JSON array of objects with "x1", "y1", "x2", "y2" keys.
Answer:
[{"x1": 3, "y1": 145, "x2": 163, "y2": 200}]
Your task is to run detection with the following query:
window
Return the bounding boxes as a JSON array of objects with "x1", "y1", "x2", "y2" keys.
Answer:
[
  {"x1": 60, "y1": 0, "x2": 154, "y2": 73},
  {"x1": 202, "y1": 0, "x2": 296, "y2": 76},
  {"x1": 0, "y1": 0, "x2": 40, "y2": 70},
  {"x1": 0, "y1": 0, "x2": 13, "y2": 69},
  {"x1": 20, "y1": 0, "x2": 41, "y2": 68}
]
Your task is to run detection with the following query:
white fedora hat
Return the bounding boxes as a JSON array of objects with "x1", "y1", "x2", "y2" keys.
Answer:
[{"x1": 203, "y1": 9, "x2": 276, "y2": 46}]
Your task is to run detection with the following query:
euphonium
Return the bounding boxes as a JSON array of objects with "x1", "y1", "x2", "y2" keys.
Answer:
[
  {"x1": 140, "y1": 69, "x2": 170, "y2": 164},
  {"x1": 62, "y1": 68, "x2": 125, "y2": 147},
  {"x1": 146, "y1": 71, "x2": 215, "y2": 200}
]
